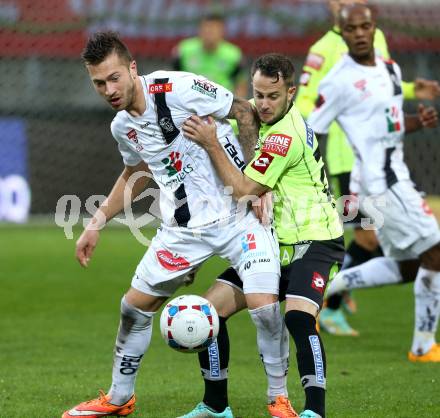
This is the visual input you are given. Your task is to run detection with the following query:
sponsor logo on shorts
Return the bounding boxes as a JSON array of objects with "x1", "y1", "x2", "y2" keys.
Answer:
[
  {"x1": 305, "y1": 53, "x2": 324, "y2": 70},
  {"x1": 241, "y1": 233, "x2": 257, "y2": 252},
  {"x1": 208, "y1": 341, "x2": 220, "y2": 378},
  {"x1": 251, "y1": 152, "x2": 274, "y2": 174},
  {"x1": 309, "y1": 335, "x2": 325, "y2": 385},
  {"x1": 156, "y1": 250, "x2": 190, "y2": 271},
  {"x1": 262, "y1": 134, "x2": 292, "y2": 157},
  {"x1": 192, "y1": 79, "x2": 218, "y2": 98},
  {"x1": 149, "y1": 82, "x2": 173, "y2": 93},
  {"x1": 311, "y1": 272, "x2": 325, "y2": 293}
]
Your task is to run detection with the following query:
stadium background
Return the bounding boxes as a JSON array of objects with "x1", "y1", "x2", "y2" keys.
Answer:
[
  {"x1": 1, "y1": 1, "x2": 440, "y2": 417},
  {"x1": 0, "y1": 0, "x2": 439, "y2": 219}
]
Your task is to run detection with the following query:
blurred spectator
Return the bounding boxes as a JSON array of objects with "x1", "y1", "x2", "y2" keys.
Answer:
[{"x1": 172, "y1": 12, "x2": 248, "y2": 97}]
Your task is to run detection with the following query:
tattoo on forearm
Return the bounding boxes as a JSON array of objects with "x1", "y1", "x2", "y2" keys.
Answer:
[{"x1": 227, "y1": 97, "x2": 260, "y2": 163}]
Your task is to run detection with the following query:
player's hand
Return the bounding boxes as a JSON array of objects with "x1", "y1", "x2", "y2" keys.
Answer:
[
  {"x1": 252, "y1": 191, "x2": 273, "y2": 226},
  {"x1": 418, "y1": 103, "x2": 438, "y2": 129},
  {"x1": 414, "y1": 78, "x2": 440, "y2": 100},
  {"x1": 75, "y1": 228, "x2": 100, "y2": 267},
  {"x1": 182, "y1": 115, "x2": 218, "y2": 150}
]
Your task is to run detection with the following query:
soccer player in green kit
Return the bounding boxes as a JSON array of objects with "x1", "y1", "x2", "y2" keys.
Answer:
[
  {"x1": 296, "y1": 0, "x2": 440, "y2": 336},
  {"x1": 172, "y1": 11, "x2": 248, "y2": 97},
  {"x1": 179, "y1": 54, "x2": 344, "y2": 418}
]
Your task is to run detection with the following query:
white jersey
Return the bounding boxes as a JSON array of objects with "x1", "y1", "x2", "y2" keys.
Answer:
[
  {"x1": 307, "y1": 55, "x2": 410, "y2": 195},
  {"x1": 111, "y1": 71, "x2": 247, "y2": 228}
]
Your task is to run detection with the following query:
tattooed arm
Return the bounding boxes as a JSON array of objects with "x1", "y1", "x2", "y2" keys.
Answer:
[{"x1": 227, "y1": 97, "x2": 260, "y2": 163}]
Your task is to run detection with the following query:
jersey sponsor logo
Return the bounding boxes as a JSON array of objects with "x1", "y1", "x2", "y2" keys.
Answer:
[
  {"x1": 161, "y1": 151, "x2": 194, "y2": 187},
  {"x1": 192, "y1": 79, "x2": 218, "y2": 98},
  {"x1": 126, "y1": 128, "x2": 138, "y2": 143},
  {"x1": 422, "y1": 200, "x2": 433, "y2": 215},
  {"x1": 262, "y1": 134, "x2": 292, "y2": 157},
  {"x1": 241, "y1": 233, "x2": 257, "y2": 252},
  {"x1": 223, "y1": 136, "x2": 245, "y2": 171},
  {"x1": 299, "y1": 71, "x2": 311, "y2": 86},
  {"x1": 315, "y1": 94, "x2": 325, "y2": 109},
  {"x1": 156, "y1": 249, "x2": 190, "y2": 271},
  {"x1": 385, "y1": 106, "x2": 401, "y2": 132},
  {"x1": 309, "y1": 335, "x2": 325, "y2": 385},
  {"x1": 148, "y1": 82, "x2": 173, "y2": 93},
  {"x1": 311, "y1": 272, "x2": 326, "y2": 293},
  {"x1": 250, "y1": 152, "x2": 274, "y2": 174},
  {"x1": 305, "y1": 53, "x2": 324, "y2": 71},
  {"x1": 305, "y1": 122, "x2": 314, "y2": 149},
  {"x1": 354, "y1": 79, "x2": 367, "y2": 91}
]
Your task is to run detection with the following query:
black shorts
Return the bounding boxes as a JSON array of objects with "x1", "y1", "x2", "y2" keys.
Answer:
[
  {"x1": 330, "y1": 172, "x2": 364, "y2": 227},
  {"x1": 217, "y1": 237, "x2": 345, "y2": 310}
]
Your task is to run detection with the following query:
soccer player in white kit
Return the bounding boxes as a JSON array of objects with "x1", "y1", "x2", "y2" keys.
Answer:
[
  {"x1": 62, "y1": 32, "x2": 283, "y2": 418},
  {"x1": 308, "y1": 3, "x2": 440, "y2": 362}
]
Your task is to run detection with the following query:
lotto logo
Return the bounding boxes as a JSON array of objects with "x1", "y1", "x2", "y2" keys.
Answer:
[
  {"x1": 311, "y1": 272, "x2": 325, "y2": 293},
  {"x1": 251, "y1": 152, "x2": 274, "y2": 174}
]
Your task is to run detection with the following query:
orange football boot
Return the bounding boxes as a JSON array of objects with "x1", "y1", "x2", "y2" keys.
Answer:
[
  {"x1": 408, "y1": 343, "x2": 440, "y2": 363},
  {"x1": 62, "y1": 390, "x2": 135, "y2": 418},
  {"x1": 268, "y1": 396, "x2": 299, "y2": 418}
]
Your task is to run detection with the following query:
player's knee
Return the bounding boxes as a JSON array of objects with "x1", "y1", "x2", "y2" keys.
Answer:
[
  {"x1": 420, "y1": 244, "x2": 440, "y2": 271},
  {"x1": 285, "y1": 309, "x2": 317, "y2": 338},
  {"x1": 249, "y1": 301, "x2": 282, "y2": 332},
  {"x1": 354, "y1": 228, "x2": 379, "y2": 252},
  {"x1": 399, "y1": 260, "x2": 420, "y2": 283},
  {"x1": 120, "y1": 295, "x2": 154, "y2": 331}
]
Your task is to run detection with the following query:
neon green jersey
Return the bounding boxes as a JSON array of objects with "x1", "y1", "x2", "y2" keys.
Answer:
[
  {"x1": 174, "y1": 37, "x2": 246, "y2": 92},
  {"x1": 296, "y1": 27, "x2": 415, "y2": 177},
  {"x1": 244, "y1": 104, "x2": 343, "y2": 244}
]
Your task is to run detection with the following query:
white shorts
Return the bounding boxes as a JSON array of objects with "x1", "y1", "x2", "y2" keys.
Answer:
[
  {"x1": 360, "y1": 181, "x2": 440, "y2": 261},
  {"x1": 132, "y1": 211, "x2": 280, "y2": 297}
]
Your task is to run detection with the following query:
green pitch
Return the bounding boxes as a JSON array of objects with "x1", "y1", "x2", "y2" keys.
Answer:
[{"x1": 1, "y1": 225, "x2": 439, "y2": 418}]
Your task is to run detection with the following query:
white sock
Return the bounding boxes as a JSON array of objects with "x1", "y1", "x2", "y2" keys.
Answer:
[
  {"x1": 108, "y1": 296, "x2": 154, "y2": 405},
  {"x1": 327, "y1": 257, "x2": 402, "y2": 297},
  {"x1": 249, "y1": 302, "x2": 289, "y2": 402},
  {"x1": 411, "y1": 268, "x2": 440, "y2": 355}
]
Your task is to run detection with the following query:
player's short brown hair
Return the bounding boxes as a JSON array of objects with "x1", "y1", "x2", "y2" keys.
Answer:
[
  {"x1": 81, "y1": 31, "x2": 133, "y2": 66},
  {"x1": 251, "y1": 53, "x2": 295, "y2": 87}
]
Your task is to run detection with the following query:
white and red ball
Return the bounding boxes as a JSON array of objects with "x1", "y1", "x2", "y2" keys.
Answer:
[{"x1": 160, "y1": 294, "x2": 219, "y2": 353}]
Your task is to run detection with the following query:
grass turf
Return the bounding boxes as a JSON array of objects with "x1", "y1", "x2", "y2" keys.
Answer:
[{"x1": 1, "y1": 224, "x2": 439, "y2": 417}]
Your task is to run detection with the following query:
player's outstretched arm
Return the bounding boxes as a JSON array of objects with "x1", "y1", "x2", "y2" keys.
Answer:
[
  {"x1": 183, "y1": 115, "x2": 268, "y2": 200},
  {"x1": 75, "y1": 161, "x2": 151, "y2": 267},
  {"x1": 227, "y1": 97, "x2": 260, "y2": 162},
  {"x1": 404, "y1": 103, "x2": 438, "y2": 134},
  {"x1": 414, "y1": 78, "x2": 440, "y2": 101}
]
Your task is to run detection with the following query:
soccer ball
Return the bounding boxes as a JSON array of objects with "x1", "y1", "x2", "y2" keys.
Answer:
[{"x1": 160, "y1": 294, "x2": 219, "y2": 353}]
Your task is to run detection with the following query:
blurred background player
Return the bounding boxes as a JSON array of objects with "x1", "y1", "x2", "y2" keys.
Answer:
[
  {"x1": 295, "y1": 0, "x2": 440, "y2": 336},
  {"x1": 172, "y1": 11, "x2": 248, "y2": 98},
  {"x1": 308, "y1": 3, "x2": 440, "y2": 362}
]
